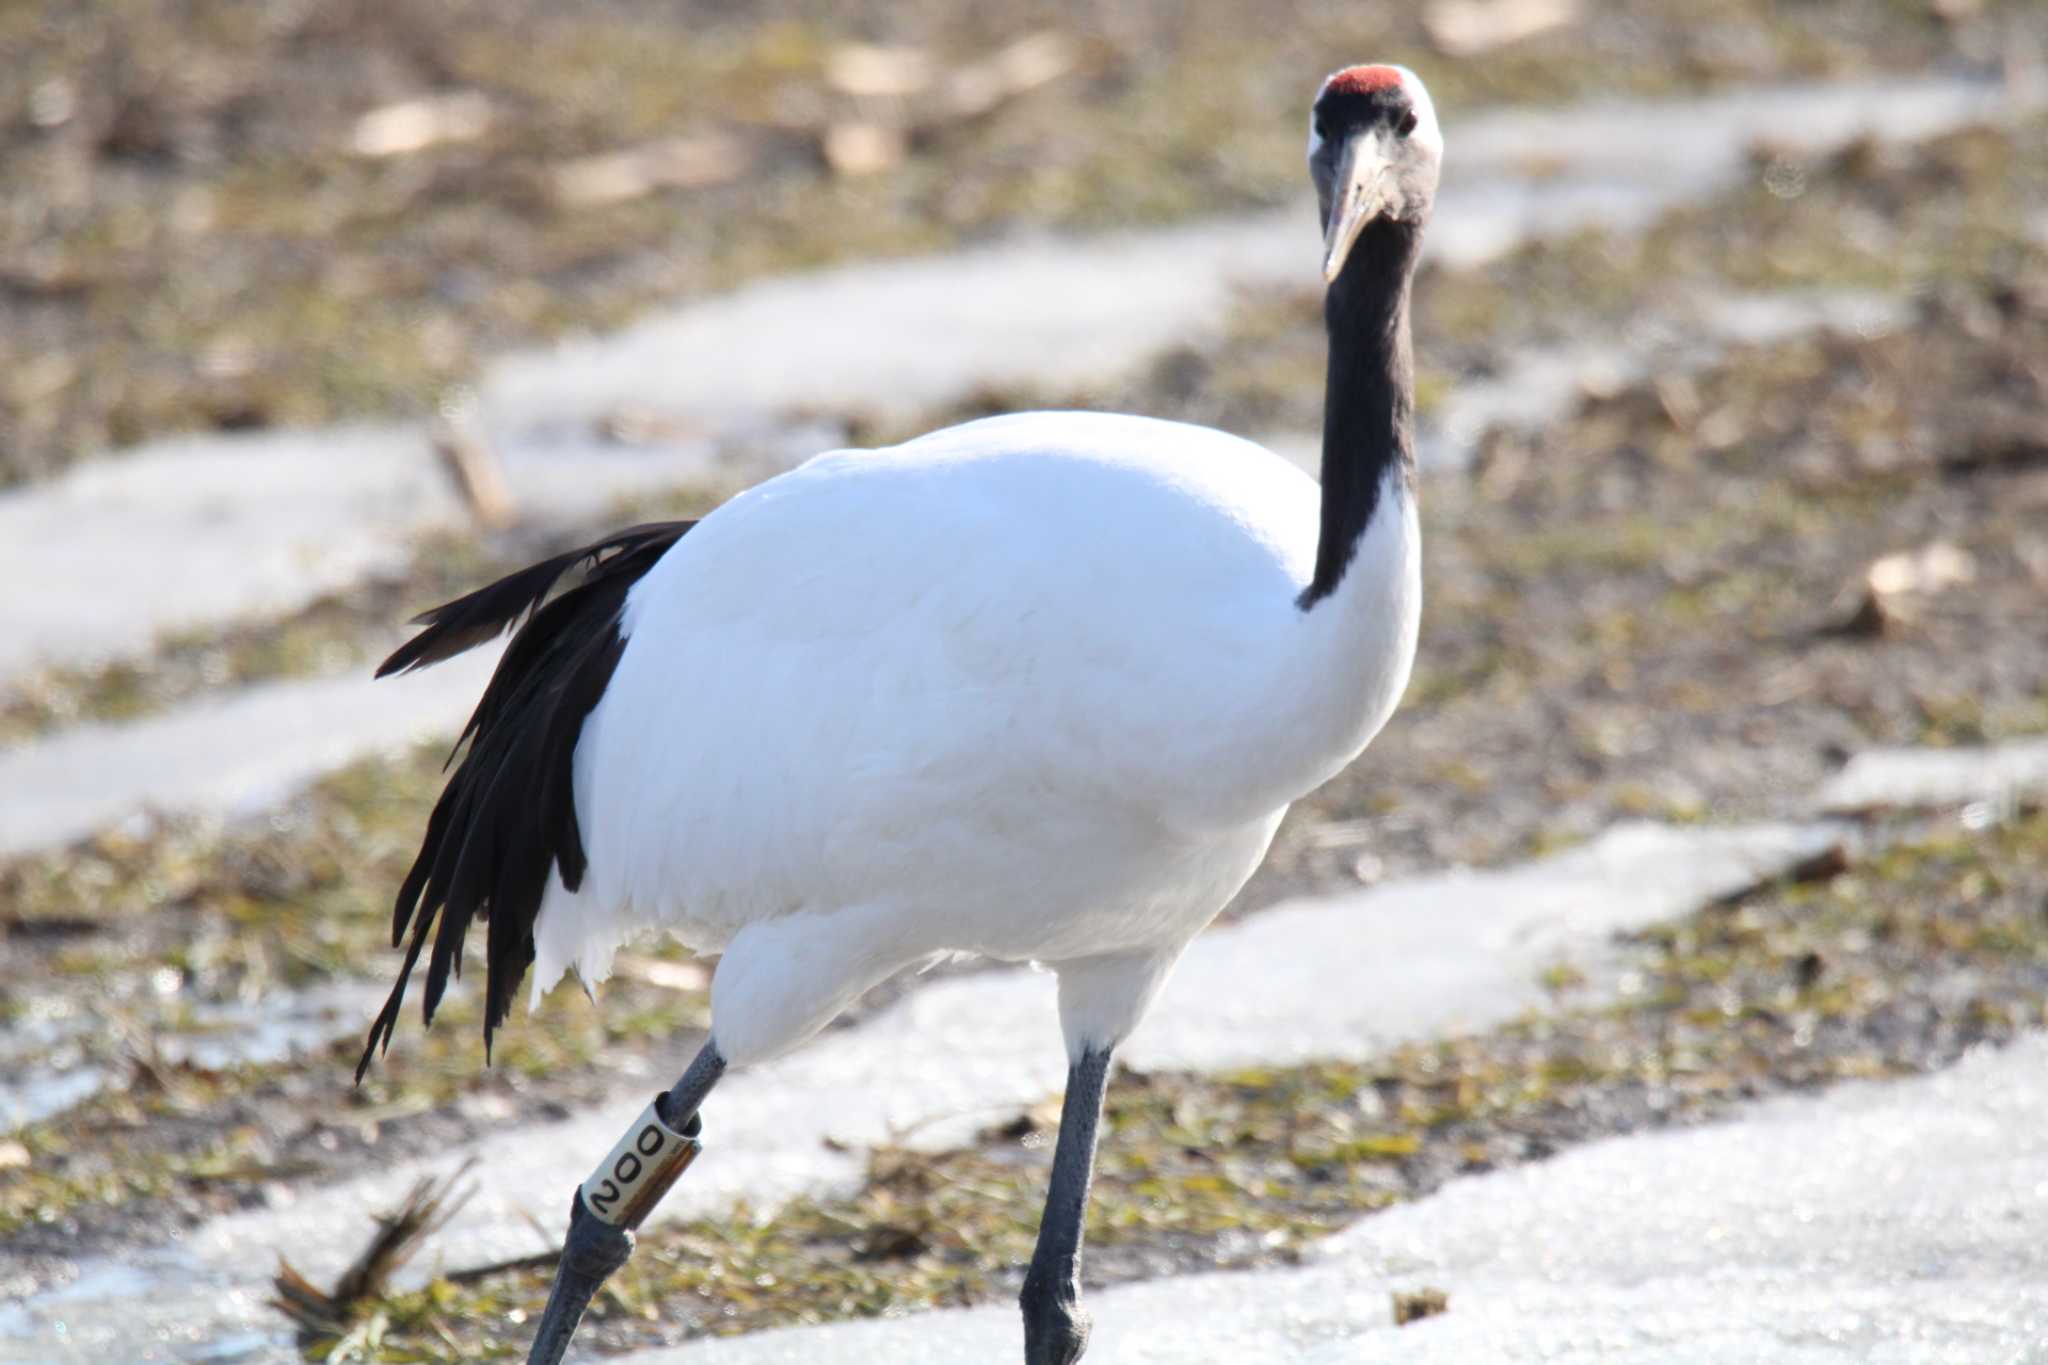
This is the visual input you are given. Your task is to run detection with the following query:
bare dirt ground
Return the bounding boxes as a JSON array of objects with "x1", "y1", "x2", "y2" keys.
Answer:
[{"x1": 0, "y1": 0, "x2": 2026, "y2": 483}]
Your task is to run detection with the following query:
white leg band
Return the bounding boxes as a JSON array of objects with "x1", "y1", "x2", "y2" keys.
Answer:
[{"x1": 578, "y1": 1097, "x2": 702, "y2": 1228}]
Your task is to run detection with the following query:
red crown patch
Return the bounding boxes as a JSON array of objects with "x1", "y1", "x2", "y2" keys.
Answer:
[{"x1": 1324, "y1": 65, "x2": 1405, "y2": 97}]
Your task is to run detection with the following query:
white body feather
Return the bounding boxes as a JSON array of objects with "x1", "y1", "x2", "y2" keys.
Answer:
[{"x1": 533, "y1": 411, "x2": 1420, "y2": 1064}]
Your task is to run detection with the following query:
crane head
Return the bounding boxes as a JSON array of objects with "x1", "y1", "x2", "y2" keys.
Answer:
[{"x1": 1308, "y1": 64, "x2": 1443, "y2": 283}]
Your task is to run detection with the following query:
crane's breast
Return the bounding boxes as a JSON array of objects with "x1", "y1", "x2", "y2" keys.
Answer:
[{"x1": 567, "y1": 413, "x2": 1318, "y2": 944}]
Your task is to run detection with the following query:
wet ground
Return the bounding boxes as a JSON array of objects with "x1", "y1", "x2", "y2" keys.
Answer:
[{"x1": 4, "y1": 6, "x2": 2048, "y2": 1362}]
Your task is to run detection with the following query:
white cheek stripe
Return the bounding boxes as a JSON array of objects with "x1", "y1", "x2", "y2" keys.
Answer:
[{"x1": 579, "y1": 1096, "x2": 703, "y2": 1227}]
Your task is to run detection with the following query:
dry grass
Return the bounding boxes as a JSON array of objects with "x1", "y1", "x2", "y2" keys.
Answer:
[{"x1": 3, "y1": 0, "x2": 2028, "y2": 483}]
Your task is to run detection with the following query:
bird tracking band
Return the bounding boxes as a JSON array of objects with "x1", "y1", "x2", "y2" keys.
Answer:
[{"x1": 578, "y1": 1096, "x2": 703, "y2": 1228}]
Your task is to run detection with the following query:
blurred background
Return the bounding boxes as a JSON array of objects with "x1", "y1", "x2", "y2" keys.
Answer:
[{"x1": 3, "y1": 1, "x2": 2047, "y2": 1360}]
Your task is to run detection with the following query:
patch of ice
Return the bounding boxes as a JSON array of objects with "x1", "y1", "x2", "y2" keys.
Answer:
[
  {"x1": 156, "y1": 981, "x2": 394, "y2": 1074},
  {"x1": 0, "y1": 979, "x2": 392, "y2": 1135},
  {"x1": 0, "y1": 649, "x2": 499, "y2": 859},
  {"x1": 0, "y1": 1066, "x2": 106, "y2": 1135},
  {"x1": 1414, "y1": 289, "x2": 1912, "y2": 468},
  {"x1": 1431, "y1": 73, "x2": 2031, "y2": 267},
  {"x1": 1818, "y1": 738, "x2": 2048, "y2": 813},
  {"x1": 0, "y1": 425, "x2": 421, "y2": 688},
  {"x1": 0, "y1": 423, "x2": 824, "y2": 693}
]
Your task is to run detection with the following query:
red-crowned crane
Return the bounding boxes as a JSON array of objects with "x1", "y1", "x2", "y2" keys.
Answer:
[{"x1": 359, "y1": 62, "x2": 1443, "y2": 1365}]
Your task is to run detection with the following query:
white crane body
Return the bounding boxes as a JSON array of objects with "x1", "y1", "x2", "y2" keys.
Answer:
[
  {"x1": 358, "y1": 61, "x2": 1446, "y2": 1365},
  {"x1": 540, "y1": 411, "x2": 1420, "y2": 1064}
]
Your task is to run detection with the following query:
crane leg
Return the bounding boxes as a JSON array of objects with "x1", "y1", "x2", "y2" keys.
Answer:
[
  {"x1": 1019, "y1": 1045, "x2": 1115, "y2": 1365},
  {"x1": 525, "y1": 1040, "x2": 727, "y2": 1365}
]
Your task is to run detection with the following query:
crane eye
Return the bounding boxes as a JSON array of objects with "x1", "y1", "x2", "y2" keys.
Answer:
[
  {"x1": 1396, "y1": 109, "x2": 1419, "y2": 138},
  {"x1": 1312, "y1": 117, "x2": 1328, "y2": 141}
]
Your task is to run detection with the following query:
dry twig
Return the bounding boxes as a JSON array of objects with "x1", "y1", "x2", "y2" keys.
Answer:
[{"x1": 271, "y1": 1160, "x2": 479, "y2": 1338}]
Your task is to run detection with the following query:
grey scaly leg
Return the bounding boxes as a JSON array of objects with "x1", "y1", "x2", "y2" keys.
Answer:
[
  {"x1": 1019, "y1": 1046, "x2": 1114, "y2": 1365},
  {"x1": 525, "y1": 1041, "x2": 727, "y2": 1365}
]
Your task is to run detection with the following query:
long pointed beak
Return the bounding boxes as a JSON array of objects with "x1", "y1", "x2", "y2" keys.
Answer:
[{"x1": 1322, "y1": 132, "x2": 1391, "y2": 284}]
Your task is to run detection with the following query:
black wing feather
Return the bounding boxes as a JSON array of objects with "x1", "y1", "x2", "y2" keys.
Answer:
[{"x1": 357, "y1": 520, "x2": 694, "y2": 1082}]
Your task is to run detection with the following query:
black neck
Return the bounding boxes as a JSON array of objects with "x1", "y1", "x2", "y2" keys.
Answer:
[{"x1": 1298, "y1": 217, "x2": 1421, "y2": 609}]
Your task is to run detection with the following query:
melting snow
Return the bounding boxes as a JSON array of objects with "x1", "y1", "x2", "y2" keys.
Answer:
[
  {"x1": 1818, "y1": 739, "x2": 2048, "y2": 813},
  {"x1": 639, "y1": 1033, "x2": 2048, "y2": 1363},
  {"x1": 0, "y1": 75, "x2": 2026, "y2": 693},
  {"x1": 0, "y1": 820, "x2": 1832, "y2": 1361},
  {"x1": 0, "y1": 650, "x2": 498, "y2": 859}
]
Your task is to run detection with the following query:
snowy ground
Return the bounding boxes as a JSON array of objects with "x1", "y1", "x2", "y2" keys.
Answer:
[
  {"x1": 653, "y1": 1034, "x2": 2048, "y2": 1365},
  {"x1": 0, "y1": 652, "x2": 497, "y2": 859},
  {"x1": 0, "y1": 820, "x2": 1833, "y2": 1361}
]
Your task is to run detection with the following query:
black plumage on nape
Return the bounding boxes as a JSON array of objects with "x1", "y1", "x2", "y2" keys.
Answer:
[{"x1": 357, "y1": 521, "x2": 694, "y2": 1082}]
